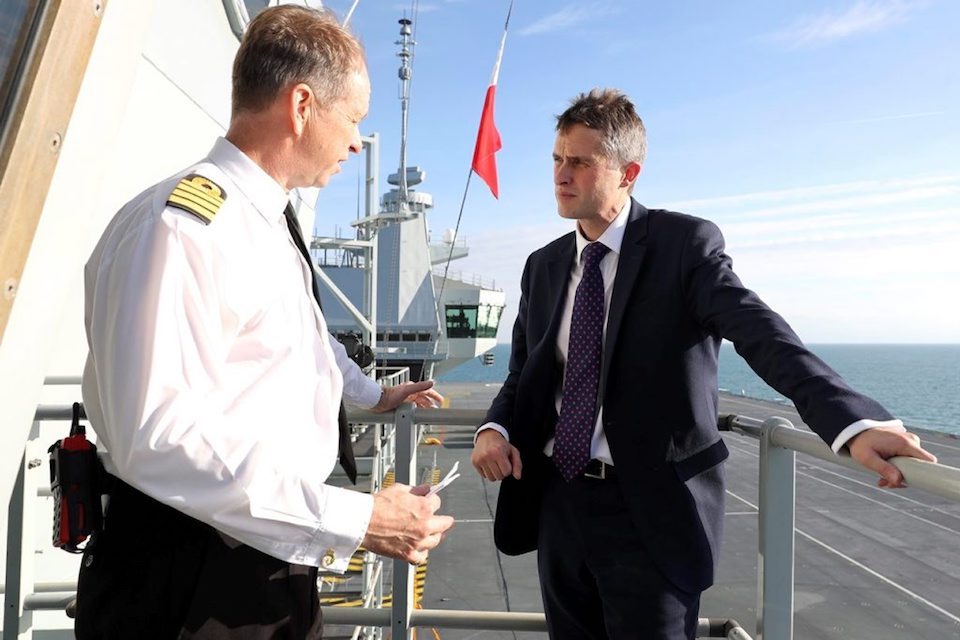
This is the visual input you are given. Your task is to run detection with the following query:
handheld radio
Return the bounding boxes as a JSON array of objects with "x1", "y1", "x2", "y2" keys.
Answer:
[{"x1": 48, "y1": 402, "x2": 102, "y2": 552}]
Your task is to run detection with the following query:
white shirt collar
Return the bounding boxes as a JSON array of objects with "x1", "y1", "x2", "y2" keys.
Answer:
[
  {"x1": 207, "y1": 137, "x2": 289, "y2": 225},
  {"x1": 575, "y1": 198, "x2": 631, "y2": 261}
]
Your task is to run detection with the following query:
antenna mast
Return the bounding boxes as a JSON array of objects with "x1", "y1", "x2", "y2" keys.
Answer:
[{"x1": 396, "y1": 18, "x2": 414, "y2": 211}]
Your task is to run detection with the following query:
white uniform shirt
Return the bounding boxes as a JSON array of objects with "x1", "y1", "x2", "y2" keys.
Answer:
[
  {"x1": 82, "y1": 137, "x2": 382, "y2": 572},
  {"x1": 480, "y1": 200, "x2": 902, "y2": 459}
]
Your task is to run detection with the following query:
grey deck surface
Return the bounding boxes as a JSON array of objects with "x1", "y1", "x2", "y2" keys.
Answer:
[{"x1": 413, "y1": 382, "x2": 960, "y2": 640}]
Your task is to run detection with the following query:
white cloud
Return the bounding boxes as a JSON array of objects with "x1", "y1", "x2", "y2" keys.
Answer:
[
  {"x1": 675, "y1": 175, "x2": 960, "y2": 257},
  {"x1": 721, "y1": 185, "x2": 958, "y2": 223},
  {"x1": 729, "y1": 237, "x2": 960, "y2": 342},
  {"x1": 663, "y1": 174, "x2": 959, "y2": 215},
  {"x1": 461, "y1": 173, "x2": 960, "y2": 342},
  {"x1": 727, "y1": 214, "x2": 960, "y2": 253},
  {"x1": 518, "y1": 3, "x2": 617, "y2": 36},
  {"x1": 827, "y1": 110, "x2": 947, "y2": 126},
  {"x1": 764, "y1": 0, "x2": 921, "y2": 49}
]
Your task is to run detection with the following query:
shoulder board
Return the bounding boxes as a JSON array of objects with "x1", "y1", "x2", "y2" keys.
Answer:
[{"x1": 166, "y1": 173, "x2": 227, "y2": 225}]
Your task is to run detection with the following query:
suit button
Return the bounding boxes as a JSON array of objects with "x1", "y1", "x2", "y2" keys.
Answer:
[{"x1": 321, "y1": 549, "x2": 336, "y2": 568}]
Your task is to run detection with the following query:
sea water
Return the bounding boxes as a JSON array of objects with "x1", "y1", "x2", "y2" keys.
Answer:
[{"x1": 437, "y1": 343, "x2": 960, "y2": 436}]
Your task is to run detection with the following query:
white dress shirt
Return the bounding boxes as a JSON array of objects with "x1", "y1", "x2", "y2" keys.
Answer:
[
  {"x1": 82, "y1": 138, "x2": 382, "y2": 572},
  {"x1": 480, "y1": 200, "x2": 902, "y2": 461}
]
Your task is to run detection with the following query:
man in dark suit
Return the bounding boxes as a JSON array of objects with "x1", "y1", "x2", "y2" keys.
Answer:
[{"x1": 470, "y1": 88, "x2": 937, "y2": 640}]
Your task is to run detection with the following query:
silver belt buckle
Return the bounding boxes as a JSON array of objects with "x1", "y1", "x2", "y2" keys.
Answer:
[{"x1": 583, "y1": 461, "x2": 606, "y2": 479}]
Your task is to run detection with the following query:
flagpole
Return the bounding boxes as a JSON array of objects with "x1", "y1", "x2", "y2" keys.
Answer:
[
  {"x1": 432, "y1": 0, "x2": 513, "y2": 379},
  {"x1": 435, "y1": 169, "x2": 475, "y2": 314},
  {"x1": 342, "y1": 0, "x2": 362, "y2": 26}
]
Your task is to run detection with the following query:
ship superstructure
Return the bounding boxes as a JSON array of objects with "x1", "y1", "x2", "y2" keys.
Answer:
[{"x1": 311, "y1": 18, "x2": 505, "y2": 381}]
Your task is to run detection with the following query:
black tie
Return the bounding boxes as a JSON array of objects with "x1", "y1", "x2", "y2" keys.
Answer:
[{"x1": 283, "y1": 203, "x2": 358, "y2": 484}]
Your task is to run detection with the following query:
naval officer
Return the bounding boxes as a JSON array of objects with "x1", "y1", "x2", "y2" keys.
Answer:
[{"x1": 76, "y1": 6, "x2": 454, "y2": 638}]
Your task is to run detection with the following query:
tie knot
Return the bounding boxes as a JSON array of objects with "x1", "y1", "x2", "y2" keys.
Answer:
[{"x1": 581, "y1": 242, "x2": 610, "y2": 269}]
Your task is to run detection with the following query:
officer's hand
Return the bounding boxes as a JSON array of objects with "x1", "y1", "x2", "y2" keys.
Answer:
[
  {"x1": 373, "y1": 380, "x2": 443, "y2": 412},
  {"x1": 848, "y1": 427, "x2": 937, "y2": 488},
  {"x1": 363, "y1": 483, "x2": 455, "y2": 564},
  {"x1": 471, "y1": 429, "x2": 522, "y2": 481}
]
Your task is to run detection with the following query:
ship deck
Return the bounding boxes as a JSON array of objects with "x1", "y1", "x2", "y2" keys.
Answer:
[{"x1": 417, "y1": 382, "x2": 960, "y2": 639}]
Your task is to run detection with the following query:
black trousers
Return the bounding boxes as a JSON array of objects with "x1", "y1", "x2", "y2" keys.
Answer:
[
  {"x1": 537, "y1": 463, "x2": 700, "y2": 640},
  {"x1": 74, "y1": 479, "x2": 323, "y2": 639}
]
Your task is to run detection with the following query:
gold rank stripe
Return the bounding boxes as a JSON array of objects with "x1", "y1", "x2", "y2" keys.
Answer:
[
  {"x1": 166, "y1": 173, "x2": 226, "y2": 224},
  {"x1": 170, "y1": 189, "x2": 219, "y2": 215},
  {"x1": 168, "y1": 193, "x2": 216, "y2": 223},
  {"x1": 171, "y1": 184, "x2": 221, "y2": 212},
  {"x1": 175, "y1": 179, "x2": 224, "y2": 206}
]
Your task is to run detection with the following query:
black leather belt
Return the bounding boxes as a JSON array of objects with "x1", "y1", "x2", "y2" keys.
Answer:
[{"x1": 583, "y1": 459, "x2": 615, "y2": 480}]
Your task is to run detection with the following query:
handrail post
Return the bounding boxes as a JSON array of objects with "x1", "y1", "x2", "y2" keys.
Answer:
[
  {"x1": 391, "y1": 404, "x2": 417, "y2": 639},
  {"x1": 757, "y1": 416, "x2": 796, "y2": 640}
]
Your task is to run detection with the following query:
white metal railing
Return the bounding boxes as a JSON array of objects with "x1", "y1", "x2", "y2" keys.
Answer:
[
  {"x1": 721, "y1": 414, "x2": 960, "y2": 639},
  {"x1": 431, "y1": 267, "x2": 500, "y2": 292},
  {"x1": 344, "y1": 407, "x2": 753, "y2": 640},
  {"x1": 6, "y1": 404, "x2": 959, "y2": 639},
  {"x1": 373, "y1": 366, "x2": 410, "y2": 387}
]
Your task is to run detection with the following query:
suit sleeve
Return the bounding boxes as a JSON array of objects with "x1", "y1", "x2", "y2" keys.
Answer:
[{"x1": 680, "y1": 219, "x2": 894, "y2": 444}]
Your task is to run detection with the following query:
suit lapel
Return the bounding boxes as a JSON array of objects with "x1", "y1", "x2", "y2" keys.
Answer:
[
  {"x1": 544, "y1": 234, "x2": 576, "y2": 341},
  {"x1": 599, "y1": 200, "x2": 649, "y2": 402}
]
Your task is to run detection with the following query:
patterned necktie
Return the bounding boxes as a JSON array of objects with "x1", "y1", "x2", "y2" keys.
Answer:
[
  {"x1": 553, "y1": 241, "x2": 610, "y2": 481},
  {"x1": 283, "y1": 203, "x2": 358, "y2": 484}
]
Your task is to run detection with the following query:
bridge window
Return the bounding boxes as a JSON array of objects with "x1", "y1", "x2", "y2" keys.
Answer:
[
  {"x1": 445, "y1": 305, "x2": 477, "y2": 338},
  {"x1": 476, "y1": 304, "x2": 503, "y2": 338},
  {"x1": 446, "y1": 304, "x2": 503, "y2": 339}
]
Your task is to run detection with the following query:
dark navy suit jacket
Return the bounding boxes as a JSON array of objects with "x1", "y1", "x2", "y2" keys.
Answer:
[{"x1": 484, "y1": 199, "x2": 893, "y2": 594}]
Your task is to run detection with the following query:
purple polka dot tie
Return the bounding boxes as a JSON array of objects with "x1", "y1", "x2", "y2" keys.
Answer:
[{"x1": 553, "y1": 241, "x2": 609, "y2": 481}]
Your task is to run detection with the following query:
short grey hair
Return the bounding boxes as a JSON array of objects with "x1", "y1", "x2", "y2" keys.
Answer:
[
  {"x1": 556, "y1": 88, "x2": 647, "y2": 167},
  {"x1": 232, "y1": 5, "x2": 366, "y2": 114}
]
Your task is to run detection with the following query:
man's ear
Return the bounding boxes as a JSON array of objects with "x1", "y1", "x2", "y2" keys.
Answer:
[
  {"x1": 289, "y1": 83, "x2": 313, "y2": 136},
  {"x1": 621, "y1": 161, "x2": 642, "y2": 188}
]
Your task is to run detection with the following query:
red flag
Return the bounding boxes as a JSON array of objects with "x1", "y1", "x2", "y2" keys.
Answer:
[
  {"x1": 472, "y1": 86, "x2": 502, "y2": 198},
  {"x1": 471, "y1": 3, "x2": 512, "y2": 199}
]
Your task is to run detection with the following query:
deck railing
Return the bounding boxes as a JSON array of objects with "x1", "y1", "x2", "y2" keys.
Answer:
[
  {"x1": 720, "y1": 414, "x2": 960, "y2": 639},
  {"x1": 4, "y1": 403, "x2": 959, "y2": 639}
]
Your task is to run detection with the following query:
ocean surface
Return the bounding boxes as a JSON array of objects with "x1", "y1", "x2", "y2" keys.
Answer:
[{"x1": 437, "y1": 343, "x2": 960, "y2": 436}]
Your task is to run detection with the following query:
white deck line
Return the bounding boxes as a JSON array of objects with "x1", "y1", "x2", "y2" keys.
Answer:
[
  {"x1": 922, "y1": 439, "x2": 960, "y2": 453},
  {"x1": 726, "y1": 490, "x2": 758, "y2": 510},
  {"x1": 794, "y1": 469, "x2": 960, "y2": 536},
  {"x1": 796, "y1": 530, "x2": 960, "y2": 626},
  {"x1": 725, "y1": 481, "x2": 960, "y2": 624},
  {"x1": 725, "y1": 435, "x2": 960, "y2": 526}
]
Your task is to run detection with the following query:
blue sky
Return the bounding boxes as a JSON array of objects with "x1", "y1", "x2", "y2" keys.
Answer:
[{"x1": 315, "y1": 0, "x2": 960, "y2": 343}]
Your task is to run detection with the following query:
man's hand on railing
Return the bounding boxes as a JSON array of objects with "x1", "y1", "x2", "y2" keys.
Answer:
[
  {"x1": 472, "y1": 429, "x2": 522, "y2": 481},
  {"x1": 372, "y1": 380, "x2": 443, "y2": 411},
  {"x1": 848, "y1": 427, "x2": 938, "y2": 488},
  {"x1": 363, "y1": 483, "x2": 455, "y2": 564}
]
